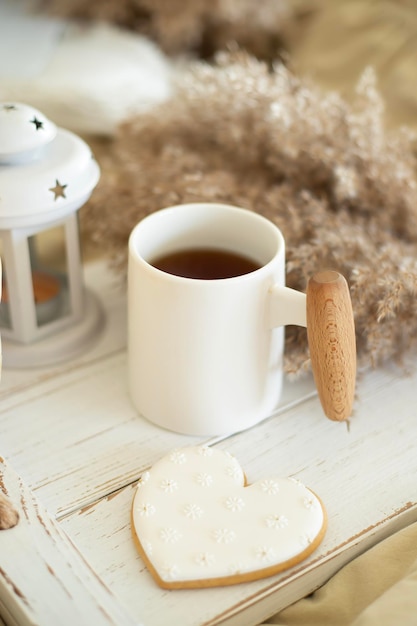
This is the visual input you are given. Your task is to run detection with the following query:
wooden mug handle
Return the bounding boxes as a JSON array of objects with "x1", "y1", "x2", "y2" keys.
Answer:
[{"x1": 306, "y1": 271, "x2": 356, "y2": 421}]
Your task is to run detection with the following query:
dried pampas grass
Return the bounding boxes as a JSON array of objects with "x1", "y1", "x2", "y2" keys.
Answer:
[
  {"x1": 37, "y1": 0, "x2": 292, "y2": 59},
  {"x1": 83, "y1": 52, "x2": 417, "y2": 374}
]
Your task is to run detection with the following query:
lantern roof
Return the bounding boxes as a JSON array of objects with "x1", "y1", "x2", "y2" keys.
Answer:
[{"x1": 0, "y1": 102, "x2": 100, "y2": 228}]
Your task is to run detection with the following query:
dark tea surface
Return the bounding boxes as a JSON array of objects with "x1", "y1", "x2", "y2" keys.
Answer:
[{"x1": 150, "y1": 247, "x2": 261, "y2": 279}]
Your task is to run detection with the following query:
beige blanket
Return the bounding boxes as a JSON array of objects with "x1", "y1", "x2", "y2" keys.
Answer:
[
  {"x1": 263, "y1": 521, "x2": 417, "y2": 625},
  {"x1": 289, "y1": 0, "x2": 417, "y2": 130}
]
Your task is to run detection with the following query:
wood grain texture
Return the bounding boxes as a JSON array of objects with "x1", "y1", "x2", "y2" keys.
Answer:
[{"x1": 307, "y1": 271, "x2": 356, "y2": 421}]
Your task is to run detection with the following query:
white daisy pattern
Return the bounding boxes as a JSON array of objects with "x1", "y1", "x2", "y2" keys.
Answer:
[
  {"x1": 197, "y1": 446, "x2": 213, "y2": 457},
  {"x1": 256, "y1": 546, "x2": 276, "y2": 562},
  {"x1": 225, "y1": 462, "x2": 243, "y2": 481},
  {"x1": 303, "y1": 496, "x2": 316, "y2": 510},
  {"x1": 224, "y1": 496, "x2": 245, "y2": 512},
  {"x1": 136, "y1": 502, "x2": 156, "y2": 517},
  {"x1": 169, "y1": 450, "x2": 187, "y2": 465},
  {"x1": 183, "y1": 503, "x2": 204, "y2": 519},
  {"x1": 137, "y1": 471, "x2": 150, "y2": 488},
  {"x1": 265, "y1": 514, "x2": 289, "y2": 529},
  {"x1": 160, "y1": 527, "x2": 182, "y2": 543},
  {"x1": 195, "y1": 472, "x2": 213, "y2": 487},
  {"x1": 160, "y1": 478, "x2": 178, "y2": 493},
  {"x1": 195, "y1": 552, "x2": 215, "y2": 567},
  {"x1": 259, "y1": 479, "x2": 280, "y2": 495},
  {"x1": 161, "y1": 564, "x2": 180, "y2": 580},
  {"x1": 213, "y1": 528, "x2": 236, "y2": 544},
  {"x1": 289, "y1": 477, "x2": 304, "y2": 488}
]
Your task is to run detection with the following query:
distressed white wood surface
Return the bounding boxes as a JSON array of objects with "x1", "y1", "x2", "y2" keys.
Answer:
[
  {"x1": 0, "y1": 355, "x2": 316, "y2": 518},
  {"x1": 57, "y1": 363, "x2": 417, "y2": 626},
  {"x1": 59, "y1": 487, "x2": 416, "y2": 626},
  {"x1": 0, "y1": 458, "x2": 138, "y2": 626},
  {"x1": 1, "y1": 260, "x2": 417, "y2": 626}
]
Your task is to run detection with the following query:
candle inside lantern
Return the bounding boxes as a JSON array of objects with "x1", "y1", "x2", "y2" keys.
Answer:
[{"x1": 2, "y1": 271, "x2": 62, "y2": 326}]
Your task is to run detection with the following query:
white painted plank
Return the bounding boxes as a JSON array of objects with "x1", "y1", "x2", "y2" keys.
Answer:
[
  {"x1": 0, "y1": 352, "x2": 204, "y2": 516},
  {"x1": 0, "y1": 457, "x2": 139, "y2": 626}
]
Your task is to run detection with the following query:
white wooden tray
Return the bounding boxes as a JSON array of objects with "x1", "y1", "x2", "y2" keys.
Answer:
[{"x1": 1, "y1": 261, "x2": 416, "y2": 626}]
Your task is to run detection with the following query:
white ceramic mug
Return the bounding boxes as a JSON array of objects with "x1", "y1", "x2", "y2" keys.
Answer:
[{"x1": 128, "y1": 203, "x2": 355, "y2": 436}]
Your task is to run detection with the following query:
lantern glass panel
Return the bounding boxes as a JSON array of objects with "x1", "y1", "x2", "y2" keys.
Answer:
[{"x1": 28, "y1": 225, "x2": 70, "y2": 327}]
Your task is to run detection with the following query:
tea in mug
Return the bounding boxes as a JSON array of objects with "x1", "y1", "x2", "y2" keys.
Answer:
[{"x1": 150, "y1": 247, "x2": 261, "y2": 280}]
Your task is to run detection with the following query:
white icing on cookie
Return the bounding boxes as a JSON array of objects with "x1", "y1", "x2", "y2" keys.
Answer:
[
  {"x1": 169, "y1": 450, "x2": 187, "y2": 465},
  {"x1": 265, "y1": 514, "x2": 289, "y2": 529},
  {"x1": 137, "y1": 502, "x2": 156, "y2": 517},
  {"x1": 213, "y1": 528, "x2": 236, "y2": 544},
  {"x1": 132, "y1": 446, "x2": 326, "y2": 586},
  {"x1": 224, "y1": 496, "x2": 245, "y2": 512},
  {"x1": 159, "y1": 528, "x2": 182, "y2": 543},
  {"x1": 159, "y1": 479, "x2": 178, "y2": 493},
  {"x1": 183, "y1": 503, "x2": 204, "y2": 519},
  {"x1": 195, "y1": 472, "x2": 213, "y2": 487}
]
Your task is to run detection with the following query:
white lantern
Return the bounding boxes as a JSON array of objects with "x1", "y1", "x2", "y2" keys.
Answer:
[{"x1": 0, "y1": 102, "x2": 103, "y2": 367}]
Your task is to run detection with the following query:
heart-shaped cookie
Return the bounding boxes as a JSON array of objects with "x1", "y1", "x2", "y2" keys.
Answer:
[{"x1": 131, "y1": 446, "x2": 327, "y2": 589}]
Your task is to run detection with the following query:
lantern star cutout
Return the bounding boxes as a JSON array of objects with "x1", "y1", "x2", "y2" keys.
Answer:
[
  {"x1": 2, "y1": 104, "x2": 17, "y2": 112},
  {"x1": 49, "y1": 179, "x2": 68, "y2": 201},
  {"x1": 30, "y1": 116, "x2": 44, "y2": 130}
]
